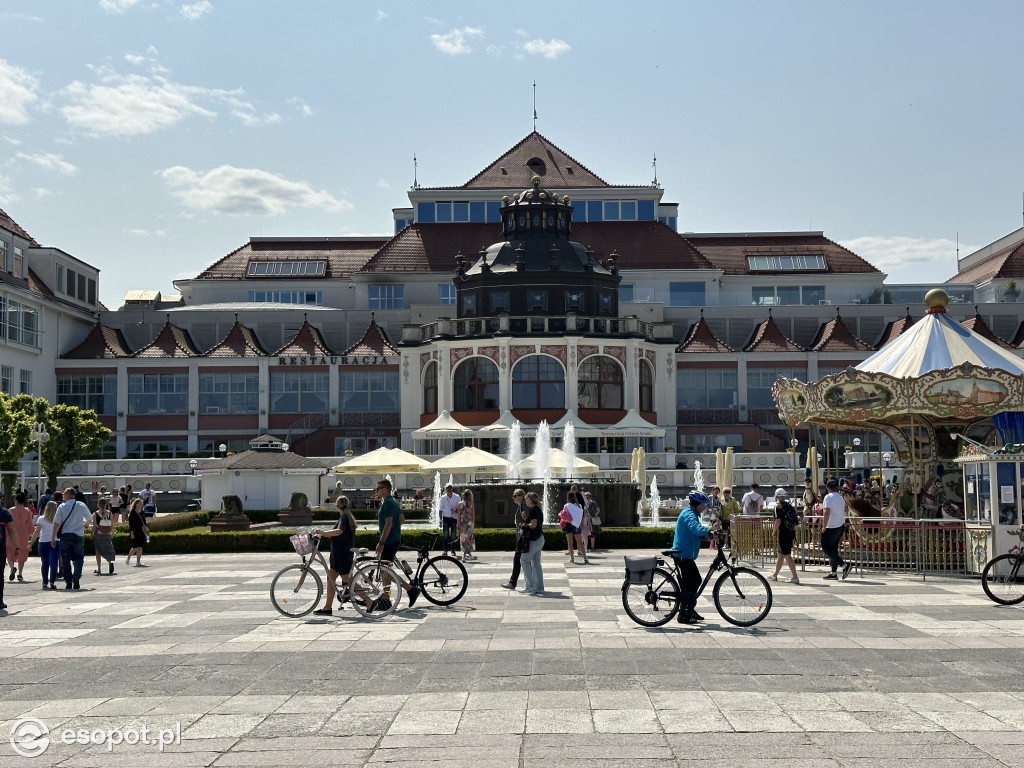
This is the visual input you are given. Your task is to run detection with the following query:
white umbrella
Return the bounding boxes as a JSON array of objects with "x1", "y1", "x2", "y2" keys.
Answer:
[
  {"x1": 630, "y1": 447, "x2": 639, "y2": 483},
  {"x1": 411, "y1": 410, "x2": 475, "y2": 441},
  {"x1": 806, "y1": 446, "x2": 820, "y2": 489},
  {"x1": 721, "y1": 446, "x2": 734, "y2": 490},
  {"x1": 636, "y1": 447, "x2": 647, "y2": 491},
  {"x1": 424, "y1": 446, "x2": 510, "y2": 474},
  {"x1": 334, "y1": 447, "x2": 432, "y2": 473},
  {"x1": 715, "y1": 448, "x2": 724, "y2": 487}
]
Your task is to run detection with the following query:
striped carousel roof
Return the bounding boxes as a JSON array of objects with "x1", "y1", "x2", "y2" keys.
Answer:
[{"x1": 856, "y1": 290, "x2": 1024, "y2": 377}]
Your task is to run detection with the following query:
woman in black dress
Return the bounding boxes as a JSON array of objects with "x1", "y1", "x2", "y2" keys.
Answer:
[
  {"x1": 126, "y1": 498, "x2": 147, "y2": 567},
  {"x1": 313, "y1": 495, "x2": 357, "y2": 615}
]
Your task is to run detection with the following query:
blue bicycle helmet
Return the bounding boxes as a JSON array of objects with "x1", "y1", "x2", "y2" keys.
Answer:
[{"x1": 688, "y1": 491, "x2": 711, "y2": 507}]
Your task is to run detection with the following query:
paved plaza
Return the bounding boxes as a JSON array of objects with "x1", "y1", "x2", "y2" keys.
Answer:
[{"x1": 1, "y1": 548, "x2": 1024, "y2": 767}]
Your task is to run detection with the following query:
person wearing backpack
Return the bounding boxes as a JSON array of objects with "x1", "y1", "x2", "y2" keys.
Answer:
[{"x1": 769, "y1": 488, "x2": 800, "y2": 584}]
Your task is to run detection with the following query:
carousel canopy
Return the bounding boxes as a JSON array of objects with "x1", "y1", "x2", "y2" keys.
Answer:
[{"x1": 856, "y1": 295, "x2": 1024, "y2": 377}]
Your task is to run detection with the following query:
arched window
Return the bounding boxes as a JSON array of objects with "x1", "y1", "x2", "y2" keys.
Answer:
[
  {"x1": 639, "y1": 359, "x2": 654, "y2": 412},
  {"x1": 453, "y1": 357, "x2": 499, "y2": 411},
  {"x1": 423, "y1": 361, "x2": 437, "y2": 415},
  {"x1": 578, "y1": 355, "x2": 623, "y2": 410},
  {"x1": 512, "y1": 355, "x2": 565, "y2": 409}
]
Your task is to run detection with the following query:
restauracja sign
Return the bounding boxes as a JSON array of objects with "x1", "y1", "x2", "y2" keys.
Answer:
[{"x1": 272, "y1": 355, "x2": 393, "y2": 366}]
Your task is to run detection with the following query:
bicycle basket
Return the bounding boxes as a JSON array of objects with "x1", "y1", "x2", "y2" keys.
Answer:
[
  {"x1": 623, "y1": 555, "x2": 658, "y2": 585},
  {"x1": 289, "y1": 532, "x2": 316, "y2": 556}
]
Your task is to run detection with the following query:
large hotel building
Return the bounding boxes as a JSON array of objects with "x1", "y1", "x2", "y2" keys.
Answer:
[{"x1": 4, "y1": 131, "x2": 1024, "y2": 471}]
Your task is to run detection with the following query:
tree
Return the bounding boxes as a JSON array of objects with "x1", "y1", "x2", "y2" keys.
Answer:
[
  {"x1": 0, "y1": 393, "x2": 34, "y2": 499},
  {"x1": 39, "y1": 403, "x2": 112, "y2": 491},
  {"x1": 1004, "y1": 279, "x2": 1019, "y2": 303}
]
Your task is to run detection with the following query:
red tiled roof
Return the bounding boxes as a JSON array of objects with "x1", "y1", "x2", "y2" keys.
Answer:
[
  {"x1": 204, "y1": 321, "x2": 268, "y2": 358},
  {"x1": 961, "y1": 312, "x2": 1013, "y2": 349},
  {"x1": 133, "y1": 322, "x2": 201, "y2": 358},
  {"x1": 875, "y1": 310, "x2": 916, "y2": 348},
  {"x1": 344, "y1": 318, "x2": 398, "y2": 357},
  {"x1": 677, "y1": 315, "x2": 733, "y2": 353},
  {"x1": 194, "y1": 237, "x2": 388, "y2": 280},
  {"x1": 0, "y1": 208, "x2": 38, "y2": 245},
  {"x1": 359, "y1": 220, "x2": 713, "y2": 273},
  {"x1": 809, "y1": 311, "x2": 873, "y2": 352},
  {"x1": 275, "y1": 320, "x2": 333, "y2": 356},
  {"x1": 450, "y1": 131, "x2": 612, "y2": 190},
  {"x1": 62, "y1": 322, "x2": 133, "y2": 359},
  {"x1": 947, "y1": 240, "x2": 1024, "y2": 284},
  {"x1": 682, "y1": 233, "x2": 880, "y2": 275},
  {"x1": 744, "y1": 313, "x2": 805, "y2": 352}
]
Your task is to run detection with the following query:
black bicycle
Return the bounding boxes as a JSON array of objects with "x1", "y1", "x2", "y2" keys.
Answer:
[
  {"x1": 981, "y1": 526, "x2": 1024, "y2": 606},
  {"x1": 622, "y1": 534, "x2": 773, "y2": 627},
  {"x1": 357, "y1": 540, "x2": 468, "y2": 606}
]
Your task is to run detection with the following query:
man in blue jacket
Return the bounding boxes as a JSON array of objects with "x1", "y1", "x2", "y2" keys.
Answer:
[{"x1": 671, "y1": 491, "x2": 720, "y2": 624}]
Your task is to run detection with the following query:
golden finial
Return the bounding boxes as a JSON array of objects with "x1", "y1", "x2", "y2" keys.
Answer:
[{"x1": 924, "y1": 288, "x2": 949, "y2": 312}]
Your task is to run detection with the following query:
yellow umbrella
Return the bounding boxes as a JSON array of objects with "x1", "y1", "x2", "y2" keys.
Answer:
[
  {"x1": 629, "y1": 447, "x2": 639, "y2": 483},
  {"x1": 715, "y1": 448, "x2": 724, "y2": 487},
  {"x1": 722, "y1": 447, "x2": 734, "y2": 489},
  {"x1": 334, "y1": 447, "x2": 431, "y2": 473},
  {"x1": 636, "y1": 447, "x2": 647, "y2": 493},
  {"x1": 424, "y1": 446, "x2": 509, "y2": 474},
  {"x1": 519, "y1": 448, "x2": 600, "y2": 476},
  {"x1": 806, "y1": 446, "x2": 820, "y2": 489}
]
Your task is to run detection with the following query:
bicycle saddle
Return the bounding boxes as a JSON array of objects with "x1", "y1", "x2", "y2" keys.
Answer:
[{"x1": 662, "y1": 550, "x2": 682, "y2": 557}]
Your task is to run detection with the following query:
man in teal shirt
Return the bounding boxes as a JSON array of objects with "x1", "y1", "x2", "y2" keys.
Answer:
[{"x1": 374, "y1": 478, "x2": 420, "y2": 607}]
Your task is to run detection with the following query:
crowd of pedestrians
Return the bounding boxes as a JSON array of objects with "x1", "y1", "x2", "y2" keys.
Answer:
[{"x1": 0, "y1": 484, "x2": 153, "y2": 613}]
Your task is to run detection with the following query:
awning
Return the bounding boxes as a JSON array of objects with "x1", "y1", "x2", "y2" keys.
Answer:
[
  {"x1": 548, "y1": 410, "x2": 602, "y2": 436},
  {"x1": 604, "y1": 409, "x2": 666, "y2": 438},
  {"x1": 411, "y1": 410, "x2": 475, "y2": 440},
  {"x1": 334, "y1": 447, "x2": 432, "y2": 473},
  {"x1": 424, "y1": 446, "x2": 509, "y2": 474}
]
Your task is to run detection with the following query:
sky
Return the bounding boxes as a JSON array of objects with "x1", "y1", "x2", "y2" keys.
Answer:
[{"x1": 1, "y1": 1, "x2": 1023, "y2": 308}]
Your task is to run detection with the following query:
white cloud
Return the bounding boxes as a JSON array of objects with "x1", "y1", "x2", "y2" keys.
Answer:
[
  {"x1": 287, "y1": 96, "x2": 312, "y2": 117},
  {"x1": 0, "y1": 173, "x2": 19, "y2": 206},
  {"x1": 99, "y1": 0, "x2": 143, "y2": 13},
  {"x1": 59, "y1": 67, "x2": 280, "y2": 136},
  {"x1": 840, "y1": 235, "x2": 973, "y2": 283},
  {"x1": 376, "y1": 8, "x2": 387, "y2": 22},
  {"x1": 430, "y1": 26, "x2": 483, "y2": 55},
  {"x1": 16, "y1": 151, "x2": 77, "y2": 176},
  {"x1": 522, "y1": 38, "x2": 571, "y2": 59},
  {"x1": 125, "y1": 227, "x2": 168, "y2": 237},
  {"x1": 486, "y1": 44, "x2": 503, "y2": 57},
  {"x1": 375, "y1": 178, "x2": 390, "y2": 190},
  {"x1": 125, "y1": 45, "x2": 160, "y2": 66},
  {"x1": 32, "y1": 187, "x2": 53, "y2": 199},
  {"x1": 0, "y1": 59, "x2": 39, "y2": 125},
  {"x1": 159, "y1": 164, "x2": 353, "y2": 216},
  {"x1": 180, "y1": 1, "x2": 213, "y2": 20}
]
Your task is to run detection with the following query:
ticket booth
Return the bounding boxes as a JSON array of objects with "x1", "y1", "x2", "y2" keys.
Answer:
[{"x1": 959, "y1": 456, "x2": 1024, "y2": 568}]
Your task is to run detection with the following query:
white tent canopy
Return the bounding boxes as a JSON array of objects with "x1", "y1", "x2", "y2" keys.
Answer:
[
  {"x1": 547, "y1": 410, "x2": 602, "y2": 436},
  {"x1": 604, "y1": 408, "x2": 666, "y2": 437},
  {"x1": 424, "y1": 446, "x2": 510, "y2": 474},
  {"x1": 411, "y1": 410, "x2": 475, "y2": 440},
  {"x1": 477, "y1": 410, "x2": 522, "y2": 435}
]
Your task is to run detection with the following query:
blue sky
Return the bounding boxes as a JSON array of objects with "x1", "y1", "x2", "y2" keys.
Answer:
[{"x1": 1, "y1": 1, "x2": 1023, "y2": 307}]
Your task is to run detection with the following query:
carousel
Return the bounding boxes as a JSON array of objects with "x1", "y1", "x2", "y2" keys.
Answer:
[{"x1": 772, "y1": 288, "x2": 1024, "y2": 573}]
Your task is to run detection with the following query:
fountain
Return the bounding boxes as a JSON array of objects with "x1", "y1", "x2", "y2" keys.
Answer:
[
  {"x1": 692, "y1": 460, "x2": 705, "y2": 494},
  {"x1": 650, "y1": 476, "x2": 662, "y2": 526},
  {"x1": 532, "y1": 420, "x2": 553, "y2": 523},
  {"x1": 431, "y1": 471, "x2": 442, "y2": 527},
  {"x1": 447, "y1": 474, "x2": 454, "y2": 491},
  {"x1": 385, "y1": 473, "x2": 394, "y2": 494},
  {"x1": 506, "y1": 421, "x2": 522, "y2": 479},
  {"x1": 563, "y1": 422, "x2": 577, "y2": 481}
]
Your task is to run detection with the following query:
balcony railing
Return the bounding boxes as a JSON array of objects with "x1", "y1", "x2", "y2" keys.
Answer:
[{"x1": 402, "y1": 314, "x2": 674, "y2": 344}]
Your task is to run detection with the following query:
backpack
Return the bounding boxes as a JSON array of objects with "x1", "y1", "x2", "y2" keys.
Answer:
[{"x1": 779, "y1": 500, "x2": 800, "y2": 530}]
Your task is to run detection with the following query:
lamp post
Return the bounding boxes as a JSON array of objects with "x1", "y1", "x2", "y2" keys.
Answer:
[
  {"x1": 883, "y1": 452, "x2": 892, "y2": 468},
  {"x1": 29, "y1": 422, "x2": 49, "y2": 501},
  {"x1": 219, "y1": 443, "x2": 227, "y2": 458},
  {"x1": 791, "y1": 437, "x2": 799, "y2": 499}
]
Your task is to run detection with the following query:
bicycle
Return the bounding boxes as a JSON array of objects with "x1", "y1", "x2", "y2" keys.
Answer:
[
  {"x1": 622, "y1": 533, "x2": 773, "y2": 627},
  {"x1": 981, "y1": 525, "x2": 1024, "y2": 605},
  {"x1": 355, "y1": 539, "x2": 468, "y2": 606},
  {"x1": 270, "y1": 531, "x2": 404, "y2": 619}
]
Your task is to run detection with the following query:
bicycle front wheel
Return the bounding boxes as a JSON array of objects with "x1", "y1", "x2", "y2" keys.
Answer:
[
  {"x1": 270, "y1": 564, "x2": 323, "y2": 618},
  {"x1": 349, "y1": 561, "x2": 403, "y2": 619},
  {"x1": 621, "y1": 567, "x2": 681, "y2": 627},
  {"x1": 420, "y1": 555, "x2": 468, "y2": 606},
  {"x1": 981, "y1": 553, "x2": 1024, "y2": 605},
  {"x1": 713, "y1": 567, "x2": 772, "y2": 627}
]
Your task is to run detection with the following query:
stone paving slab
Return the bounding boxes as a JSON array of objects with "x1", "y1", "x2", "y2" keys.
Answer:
[{"x1": 1, "y1": 549, "x2": 1023, "y2": 766}]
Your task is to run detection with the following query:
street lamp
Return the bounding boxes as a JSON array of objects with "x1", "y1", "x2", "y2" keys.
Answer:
[
  {"x1": 219, "y1": 443, "x2": 227, "y2": 457},
  {"x1": 29, "y1": 422, "x2": 49, "y2": 501},
  {"x1": 790, "y1": 437, "x2": 799, "y2": 499},
  {"x1": 189, "y1": 459, "x2": 198, "y2": 472},
  {"x1": 882, "y1": 452, "x2": 891, "y2": 468}
]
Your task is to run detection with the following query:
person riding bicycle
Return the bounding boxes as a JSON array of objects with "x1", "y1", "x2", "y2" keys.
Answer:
[{"x1": 670, "y1": 491, "x2": 721, "y2": 624}]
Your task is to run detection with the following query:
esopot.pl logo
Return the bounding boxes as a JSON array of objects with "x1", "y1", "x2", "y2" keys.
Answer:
[{"x1": 10, "y1": 718, "x2": 50, "y2": 758}]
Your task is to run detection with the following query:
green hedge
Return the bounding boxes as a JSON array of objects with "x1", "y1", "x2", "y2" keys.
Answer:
[
  {"x1": 78, "y1": 526, "x2": 676, "y2": 555},
  {"x1": 194, "y1": 509, "x2": 431, "y2": 525}
]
